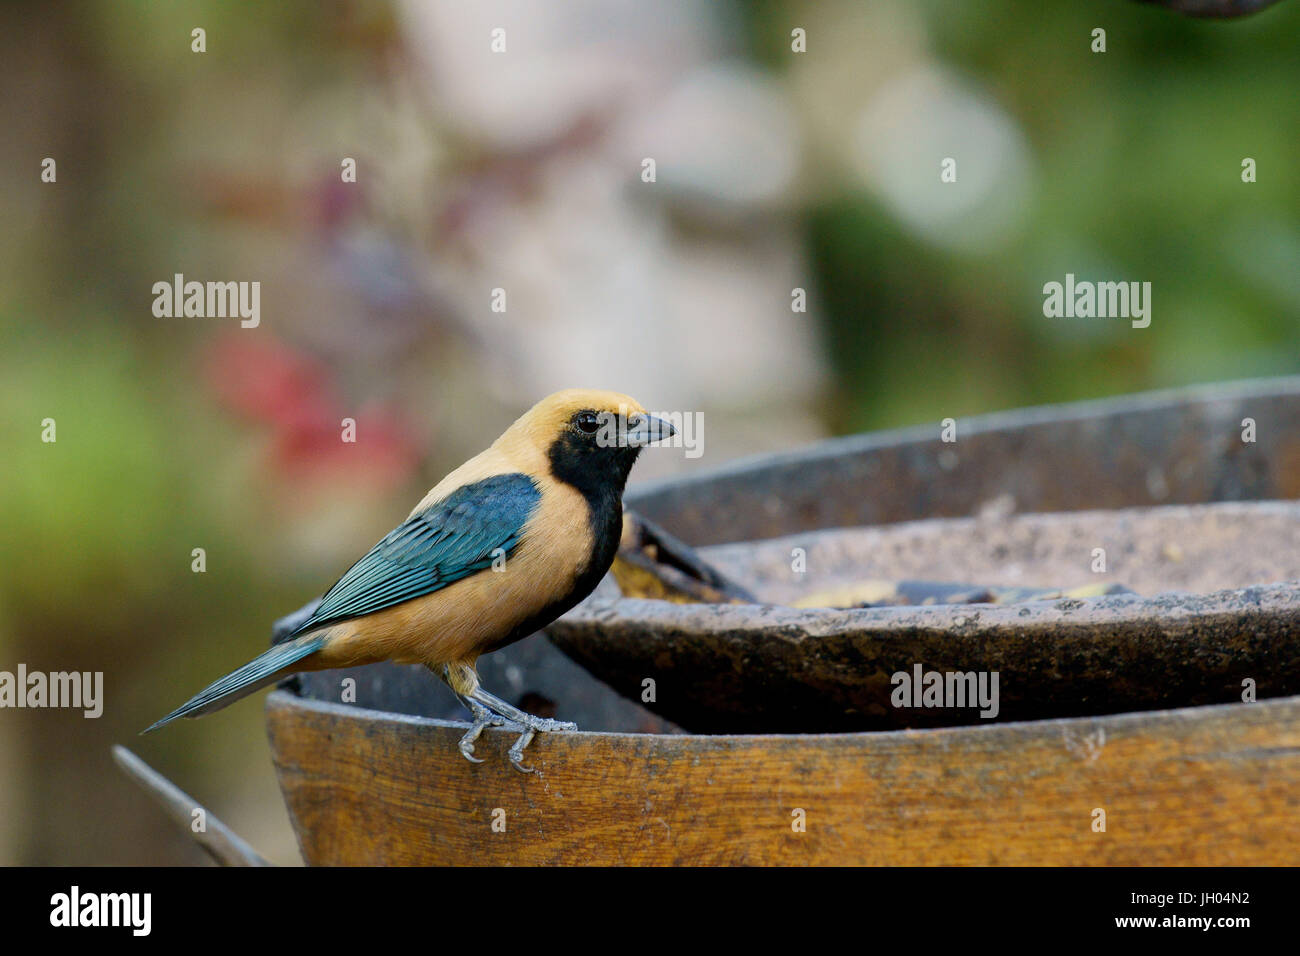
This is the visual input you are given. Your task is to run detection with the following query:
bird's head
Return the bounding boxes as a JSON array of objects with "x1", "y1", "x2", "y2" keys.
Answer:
[{"x1": 501, "y1": 388, "x2": 677, "y2": 496}]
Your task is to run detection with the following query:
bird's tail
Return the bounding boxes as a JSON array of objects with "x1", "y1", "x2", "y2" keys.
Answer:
[{"x1": 142, "y1": 633, "x2": 327, "y2": 734}]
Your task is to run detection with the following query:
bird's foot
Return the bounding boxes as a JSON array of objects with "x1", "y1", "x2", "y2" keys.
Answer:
[
  {"x1": 466, "y1": 688, "x2": 577, "y2": 773},
  {"x1": 457, "y1": 699, "x2": 508, "y2": 764},
  {"x1": 502, "y1": 716, "x2": 579, "y2": 773}
]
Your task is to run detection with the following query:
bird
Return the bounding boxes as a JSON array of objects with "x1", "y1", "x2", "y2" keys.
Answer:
[{"x1": 144, "y1": 388, "x2": 677, "y2": 771}]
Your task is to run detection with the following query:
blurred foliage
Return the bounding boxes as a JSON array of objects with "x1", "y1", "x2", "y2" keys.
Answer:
[{"x1": 744, "y1": 0, "x2": 1300, "y2": 431}]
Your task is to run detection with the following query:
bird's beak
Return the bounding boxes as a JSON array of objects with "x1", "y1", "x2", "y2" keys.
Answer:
[{"x1": 625, "y1": 413, "x2": 677, "y2": 447}]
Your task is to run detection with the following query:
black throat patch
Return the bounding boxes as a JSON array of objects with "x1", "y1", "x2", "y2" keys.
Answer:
[
  {"x1": 481, "y1": 429, "x2": 639, "y2": 653},
  {"x1": 545, "y1": 427, "x2": 640, "y2": 554}
]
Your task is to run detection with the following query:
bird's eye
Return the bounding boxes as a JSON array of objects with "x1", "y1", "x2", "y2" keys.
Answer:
[{"x1": 574, "y1": 411, "x2": 601, "y2": 435}]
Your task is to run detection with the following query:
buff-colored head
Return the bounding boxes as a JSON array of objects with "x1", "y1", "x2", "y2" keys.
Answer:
[
  {"x1": 496, "y1": 388, "x2": 676, "y2": 488},
  {"x1": 503, "y1": 388, "x2": 675, "y2": 447}
]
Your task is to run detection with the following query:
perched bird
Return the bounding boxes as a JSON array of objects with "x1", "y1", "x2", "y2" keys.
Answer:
[{"x1": 145, "y1": 389, "x2": 676, "y2": 771}]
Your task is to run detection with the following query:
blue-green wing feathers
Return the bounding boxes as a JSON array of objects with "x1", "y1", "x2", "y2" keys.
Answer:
[{"x1": 291, "y1": 472, "x2": 540, "y2": 636}]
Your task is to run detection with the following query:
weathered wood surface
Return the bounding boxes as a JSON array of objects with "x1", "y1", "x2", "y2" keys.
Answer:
[{"x1": 266, "y1": 690, "x2": 1300, "y2": 865}]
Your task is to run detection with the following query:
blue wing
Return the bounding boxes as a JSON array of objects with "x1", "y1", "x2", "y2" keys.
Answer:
[{"x1": 292, "y1": 472, "x2": 541, "y2": 635}]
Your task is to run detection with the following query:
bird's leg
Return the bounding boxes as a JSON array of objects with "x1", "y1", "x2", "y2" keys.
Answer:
[
  {"x1": 435, "y1": 662, "x2": 576, "y2": 773},
  {"x1": 454, "y1": 694, "x2": 508, "y2": 764},
  {"x1": 434, "y1": 663, "x2": 506, "y2": 765},
  {"x1": 466, "y1": 686, "x2": 578, "y2": 774}
]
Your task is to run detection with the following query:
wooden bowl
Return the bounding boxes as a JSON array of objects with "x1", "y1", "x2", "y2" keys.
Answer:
[{"x1": 267, "y1": 689, "x2": 1300, "y2": 865}]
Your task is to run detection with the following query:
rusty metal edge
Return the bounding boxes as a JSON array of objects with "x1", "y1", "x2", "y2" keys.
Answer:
[
  {"x1": 624, "y1": 374, "x2": 1300, "y2": 538},
  {"x1": 628, "y1": 377, "x2": 1300, "y2": 507},
  {"x1": 111, "y1": 745, "x2": 273, "y2": 867}
]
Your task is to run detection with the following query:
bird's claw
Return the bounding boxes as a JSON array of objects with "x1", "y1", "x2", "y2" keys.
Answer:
[
  {"x1": 457, "y1": 705, "x2": 507, "y2": 765},
  {"x1": 509, "y1": 729, "x2": 537, "y2": 773},
  {"x1": 503, "y1": 717, "x2": 578, "y2": 772}
]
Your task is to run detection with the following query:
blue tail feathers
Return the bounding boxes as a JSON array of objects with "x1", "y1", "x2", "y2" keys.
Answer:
[{"x1": 142, "y1": 633, "x2": 327, "y2": 734}]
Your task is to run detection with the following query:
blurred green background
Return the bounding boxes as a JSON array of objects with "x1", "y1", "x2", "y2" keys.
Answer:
[{"x1": 1, "y1": 0, "x2": 1297, "y2": 864}]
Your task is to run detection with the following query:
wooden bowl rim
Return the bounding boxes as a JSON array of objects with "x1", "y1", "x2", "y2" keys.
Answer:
[{"x1": 267, "y1": 687, "x2": 1300, "y2": 741}]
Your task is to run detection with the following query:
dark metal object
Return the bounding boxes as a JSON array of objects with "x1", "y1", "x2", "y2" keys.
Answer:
[
  {"x1": 111, "y1": 746, "x2": 271, "y2": 866},
  {"x1": 289, "y1": 635, "x2": 681, "y2": 734},
  {"x1": 623, "y1": 378, "x2": 1300, "y2": 547},
  {"x1": 552, "y1": 576, "x2": 1300, "y2": 733},
  {"x1": 613, "y1": 511, "x2": 757, "y2": 603}
]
